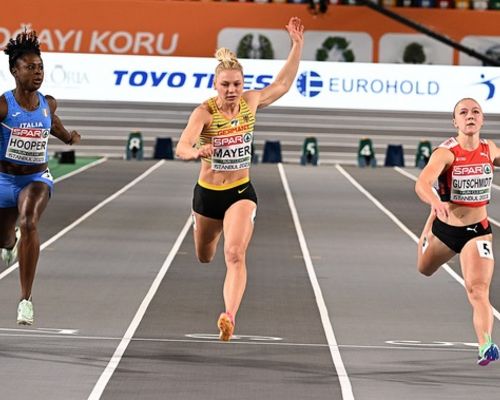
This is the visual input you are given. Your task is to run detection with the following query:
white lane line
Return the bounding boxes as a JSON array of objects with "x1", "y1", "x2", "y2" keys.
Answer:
[
  {"x1": 278, "y1": 163, "x2": 354, "y2": 400},
  {"x1": 0, "y1": 333, "x2": 479, "y2": 352},
  {"x1": 87, "y1": 215, "x2": 192, "y2": 400},
  {"x1": 0, "y1": 160, "x2": 165, "y2": 281},
  {"x1": 53, "y1": 156, "x2": 108, "y2": 184},
  {"x1": 393, "y1": 166, "x2": 417, "y2": 182},
  {"x1": 339, "y1": 165, "x2": 500, "y2": 323}
]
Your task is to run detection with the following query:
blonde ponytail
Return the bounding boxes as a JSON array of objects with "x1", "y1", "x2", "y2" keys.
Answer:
[{"x1": 214, "y1": 47, "x2": 243, "y2": 81}]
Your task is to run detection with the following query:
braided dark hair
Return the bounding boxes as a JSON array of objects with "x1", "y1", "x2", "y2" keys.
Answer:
[{"x1": 4, "y1": 30, "x2": 41, "y2": 72}]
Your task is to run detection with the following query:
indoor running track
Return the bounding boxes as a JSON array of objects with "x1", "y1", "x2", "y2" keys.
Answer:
[{"x1": 0, "y1": 159, "x2": 500, "y2": 400}]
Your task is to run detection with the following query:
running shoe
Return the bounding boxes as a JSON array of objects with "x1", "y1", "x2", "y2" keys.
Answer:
[
  {"x1": 477, "y1": 342, "x2": 499, "y2": 366},
  {"x1": 217, "y1": 312, "x2": 234, "y2": 342},
  {"x1": 1, "y1": 227, "x2": 21, "y2": 267},
  {"x1": 17, "y1": 298, "x2": 34, "y2": 325}
]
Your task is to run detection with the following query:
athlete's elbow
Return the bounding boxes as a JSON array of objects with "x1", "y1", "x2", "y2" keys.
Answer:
[
  {"x1": 415, "y1": 180, "x2": 426, "y2": 198},
  {"x1": 175, "y1": 144, "x2": 190, "y2": 160}
]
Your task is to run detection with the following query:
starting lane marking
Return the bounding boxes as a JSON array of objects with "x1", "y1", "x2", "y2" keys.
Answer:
[
  {"x1": 0, "y1": 327, "x2": 78, "y2": 335},
  {"x1": 185, "y1": 333, "x2": 283, "y2": 341},
  {"x1": 386, "y1": 340, "x2": 478, "y2": 349},
  {"x1": 0, "y1": 329, "x2": 479, "y2": 353}
]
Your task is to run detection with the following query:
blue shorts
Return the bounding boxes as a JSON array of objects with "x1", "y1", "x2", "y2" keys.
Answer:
[{"x1": 0, "y1": 169, "x2": 54, "y2": 208}]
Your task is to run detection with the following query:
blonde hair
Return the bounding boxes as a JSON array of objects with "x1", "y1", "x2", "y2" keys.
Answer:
[
  {"x1": 214, "y1": 48, "x2": 243, "y2": 80},
  {"x1": 452, "y1": 97, "x2": 482, "y2": 118}
]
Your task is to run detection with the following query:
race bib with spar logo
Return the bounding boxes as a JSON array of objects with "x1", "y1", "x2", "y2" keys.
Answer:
[
  {"x1": 211, "y1": 132, "x2": 253, "y2": 171},
  {"x1": 6, "y1": 127, "x2": 49, "y2": 164},
  {"x1": 451, "y1": 163, "x2": 493, "y2": 203}
]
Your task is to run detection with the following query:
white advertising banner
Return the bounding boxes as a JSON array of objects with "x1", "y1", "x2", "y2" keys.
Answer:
[{"x1": 1, "y1": 52, "x2": 499, "y2": 113}]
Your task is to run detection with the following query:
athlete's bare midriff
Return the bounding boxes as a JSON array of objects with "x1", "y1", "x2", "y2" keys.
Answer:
[
  {"x1": 0, "y1": 160, "x2": 48, "y2": 175},
  {"x1": 443, "y1": 203, "x2": 488, "y2": 226},
  {"x1": 198, "y1": 160, "x2": 249, "y2": 186}
]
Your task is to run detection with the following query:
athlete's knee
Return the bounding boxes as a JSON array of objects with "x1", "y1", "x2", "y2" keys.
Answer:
[
  {"x1": 466, "y1": 282, "x2": 490, "y2": 303},
  {"x1": 197, "y1": 254, "x2": 214, "y2": 264},
  {"x1": 196, "y1": 249, "x2": 215, "y2": 264},
  {"x1": 224, "y1": 245, "x2": 245, "y2": 266},
  {"x1": 417, "y1": 264, "x2": 434, "y2": 277},
  {"x1": 417, "y1": 258, "x2": 437, "y2": 277},
  {"x1": 18, "y1": 214, "x2": 38, "y2": 235}
]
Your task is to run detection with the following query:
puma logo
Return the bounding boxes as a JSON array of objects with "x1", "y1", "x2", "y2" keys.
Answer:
[{"x1": 466, "y1": 225, "x2": 478, "y2": 233}]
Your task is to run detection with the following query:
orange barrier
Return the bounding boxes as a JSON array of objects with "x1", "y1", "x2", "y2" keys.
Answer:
[{"x1": 1, "y1": 1, "x2": 499, "y2": 62}]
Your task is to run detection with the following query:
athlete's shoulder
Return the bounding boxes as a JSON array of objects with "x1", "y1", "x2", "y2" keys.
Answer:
[
  {"x1": 43, "y1": 93, "x2": 56, "y2": 112},
  {"x1": 242, "y1": 91, "x2": 259, "y2": 113},
  {"x1": 438, "y1": 136, "x2": 458, "y2": 149},
  {"x1": 239, "y1": 96, "x2": 256, "y2": 118},
  {"x1": 196, "y1": 100, "x2": 212, "y2": 115},
  {"x1": 189, "y1": 101, "x2": 213, "y2": 127}
]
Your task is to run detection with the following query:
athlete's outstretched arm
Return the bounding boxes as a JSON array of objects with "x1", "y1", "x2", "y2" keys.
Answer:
[
  {"x1": 244, "y1": 17, "x2": 304, "y2": 109},
  {"x1": 46, "y1": 95, "x2": 81, "y2": 145}
]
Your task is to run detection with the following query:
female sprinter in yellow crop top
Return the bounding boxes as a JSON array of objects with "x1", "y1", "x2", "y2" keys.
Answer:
[{"x1": 176, "y1": 17, "x2": 303, "y2": 341}]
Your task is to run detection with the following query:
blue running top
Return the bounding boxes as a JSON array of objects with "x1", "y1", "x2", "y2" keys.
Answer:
[{"x1": 0, "y1": 90, "x2": 52, "y2": 165}]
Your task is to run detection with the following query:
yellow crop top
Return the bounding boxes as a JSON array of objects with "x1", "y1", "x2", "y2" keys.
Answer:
[{"x1": 198, "y1": 97, "x2": 256, "y2": 171}]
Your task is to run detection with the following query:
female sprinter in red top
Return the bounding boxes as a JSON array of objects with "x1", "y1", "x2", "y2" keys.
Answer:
[{"x1": 416, "y1": 98, "x2": 500, "y2": 365}]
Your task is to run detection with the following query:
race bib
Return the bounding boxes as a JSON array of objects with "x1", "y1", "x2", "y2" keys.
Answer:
[
  {"x1": 6, "y1": 127, "x2": 49, "y2": 164},
  {"x1": 211, "y1": 132, "x2": 252, "y2": 171},
  {"x1": 451, "y1": 163, "x2": 493, "y2": 203}
]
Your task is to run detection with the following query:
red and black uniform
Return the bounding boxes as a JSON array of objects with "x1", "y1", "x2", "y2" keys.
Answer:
[{"x1": 432, "y1": 137, "x2": 493, "y2": 253}]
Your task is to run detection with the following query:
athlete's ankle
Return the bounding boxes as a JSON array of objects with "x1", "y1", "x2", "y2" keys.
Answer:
[
  {"x1": 225, "y1": 311, "x2": 235, "y2": 325},
  {"x1": 479, "y1": 332, "x2": 493, "y2": 355}
]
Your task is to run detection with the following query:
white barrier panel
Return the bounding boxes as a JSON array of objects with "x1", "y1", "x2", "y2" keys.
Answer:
[{"x1": 0, "y1": 52, "x2": 499, "y2": 113}]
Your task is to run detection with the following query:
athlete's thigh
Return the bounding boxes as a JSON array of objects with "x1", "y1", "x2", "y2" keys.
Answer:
[
  {"x1": 17, "y1": 181, "x2": 50, "y2": 220},
  {"x1": 223, "y1": 200, "x2": 256, "y2": 249},
  {"x1": 192, "y1": 212, "x2": 223, "y2": 252},
  {"x1": 419, "y1": 230, "x2": 456, "y2": 271},
  {"x1": 460, "y1": 235, "x2": 494, "y2": 286}
]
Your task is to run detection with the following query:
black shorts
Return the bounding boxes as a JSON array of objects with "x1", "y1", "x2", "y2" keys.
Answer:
[
  {"x1": 432, "y1": 217, "x2": 492, "y2": 253},
  {"x1": 192, "y1": 181, "x2": 258, "y2": 220}
]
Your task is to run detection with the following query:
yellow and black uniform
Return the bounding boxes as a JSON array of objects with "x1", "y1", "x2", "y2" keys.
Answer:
[
  {"x1": 198, "y1": 97, "x2": 255, "y2": 171},
  {"x1": 193, "y1": 97, "x2": 258, "y2": 220}
]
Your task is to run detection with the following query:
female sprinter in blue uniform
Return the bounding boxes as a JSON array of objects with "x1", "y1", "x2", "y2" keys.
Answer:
[
  {"x1": 0, "y1": 30, "x2": 81, "y2": 325},
  {"x1": 416, "y1": 98, "x2": 500, "y2": 365},
  {"x1": 176, "y1": 17, "x2": 304, "y2": 341}
]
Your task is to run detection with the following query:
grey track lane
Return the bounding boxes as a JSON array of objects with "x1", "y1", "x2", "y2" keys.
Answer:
[
  {"x1": 328, "y1": 165, "x2": 500, "y2": 399},
  {"x1": 99, "y1": 164, "x2": 343, "y2": 400},
  {"x1": 40, "y1": 159, "x2": 159, "y2": 239},
  {"x1": 3, "y1": 161, "x2": 500, "y2": 399},
  {"x1": 0, "y1": 160, "x2": 198, "y2": 400}
]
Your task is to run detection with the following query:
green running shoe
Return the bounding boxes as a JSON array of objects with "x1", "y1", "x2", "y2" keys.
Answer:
[
  {"x1": 477, "y1": 333, "x2": 499, "y2": 366},
  {"x1": 1, "y1": 227, "x2": 21, "y2": 267},
  {"x1": 17, "y1": 298, "x2": 34, "y2": 325}
]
